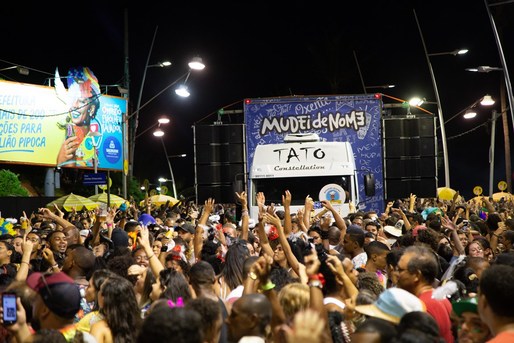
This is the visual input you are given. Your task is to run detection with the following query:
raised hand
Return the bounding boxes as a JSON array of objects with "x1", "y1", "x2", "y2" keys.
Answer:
[
  {"x1": 204, "y1": 198, "x2": 215, "y2": 214},
  {"x1": 235, "y1": 191, "x2": 248, "y2": 208},
  {"x1": 256, "y1": 192, "x2": 266, "y2": 207},
  {"x1": 263, "y1": 212, "x2": 281, "y2": 227},
  {"x1": 282, "y1": 190, "x2": 292, "y2": 208}
]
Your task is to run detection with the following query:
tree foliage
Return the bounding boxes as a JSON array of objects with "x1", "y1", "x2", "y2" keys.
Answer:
[{"x1": 0, "y1": 169, "x2": 29, "y2": 196}]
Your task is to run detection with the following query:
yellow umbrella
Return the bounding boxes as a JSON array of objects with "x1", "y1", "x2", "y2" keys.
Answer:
[
  {"x1": 437, "y1": 187, "x2": 457, "y2": 201},
  {"x1": 47, "y1": 193, "x2": 99, "y2": 211},
  {"x1": 492, "y1": 192, "x2": 512, "y2": 202},
  {"x1": 140, "y1": 194, "x2": 180, "y2": 207},
  {"x1": 88, "y1": 192, "x2": 128, "y2": 207}
]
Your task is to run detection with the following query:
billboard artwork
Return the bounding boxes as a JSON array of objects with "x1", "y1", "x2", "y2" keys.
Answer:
[{"x1": 0, "y1": 67, "x2": 126, "y2": 171}]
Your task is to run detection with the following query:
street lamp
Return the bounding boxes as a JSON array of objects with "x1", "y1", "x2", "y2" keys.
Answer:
[
  {"x1": 134, "y1": 116, "x2": 170, "y2": 139},
  {"x1": 467, "y1": 65, "x2": 512, "y2": 193},
  {"x1": 128, "y1": 36, "x2": 205, "y2": 182},
  {"x1": 129, "y1": 25, "x2": 172, "y2": 179},
  {"x1": 462, "y1": 96, "x2": 497, "y2": 195},
  {"x1": 365, "y1": 84, "x2": 396, "y2": 90},
  {"x1": 413, "y1": 9, "x2": 469, "y2": 188}
]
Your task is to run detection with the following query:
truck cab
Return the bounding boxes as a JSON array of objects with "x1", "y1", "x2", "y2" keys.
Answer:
[{"x1": 248, "y1": 133, "x2": 359, "y2": 220}]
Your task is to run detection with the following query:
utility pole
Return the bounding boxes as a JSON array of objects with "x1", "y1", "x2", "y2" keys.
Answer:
[{"x1": 122, "y1": 8, "x2": 130, "y2": 199}]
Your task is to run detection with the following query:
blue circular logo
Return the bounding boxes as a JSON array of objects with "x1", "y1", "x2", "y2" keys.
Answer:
[{"x1": 103, "y1": 136, "x2": 121, "y2": 164}]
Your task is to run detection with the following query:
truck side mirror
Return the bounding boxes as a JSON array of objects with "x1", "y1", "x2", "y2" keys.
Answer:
[{"x1": 364, "y1": 173, "x2": 375, "y2": 196}]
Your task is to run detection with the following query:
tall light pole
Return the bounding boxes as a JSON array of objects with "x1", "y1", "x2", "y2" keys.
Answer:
[
  {"x1": 413, "y1": 9, "x2": 468, "y2": 188},
  {"x1": 484, "y1": 0, "x2": 514, "y2": 134},
  {"x1": 122, "y1": 8, "x2": 130, "y2": 199},
  {"x1": 467, "y1": 66, "x2": 512, "y2": 193},
  {"x1": 129, "y1": 25, "x2": 172, "y2": 180},
  {"x1": 128, "y1": 55, "x2": 205, "y2": 182},
  {"x1": 159, "y1": 138, "x2": 177, "y2": 198}
]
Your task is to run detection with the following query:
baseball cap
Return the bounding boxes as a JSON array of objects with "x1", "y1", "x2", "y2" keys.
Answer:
[
  {"x1": 383, "y1": 225, "x2": 402, "y2": 238},
  {"x1": 138, "y1": 213, "x2": 156, "y2": 227},
  {"x1": 176, "y1": 222, "x2": 195, "y2": 234},
  {"x1": 110, "y1": 228, "x2": 129, "y2": 248},
  {"x1": 26, "y1": 272, "x2": 81, "y2": 319},
  {"x1": 355, "y1": 287, "x2": 426, "y2": 324},
  {"x1": 452, "y1": 297, "x2": 478, "y2": 316}
]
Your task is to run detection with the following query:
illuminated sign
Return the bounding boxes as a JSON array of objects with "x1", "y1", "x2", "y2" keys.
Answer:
[{"x1": 0, "y1": 76, "x2": 126, "y2": 171}]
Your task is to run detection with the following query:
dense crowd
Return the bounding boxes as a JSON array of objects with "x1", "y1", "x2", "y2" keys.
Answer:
[{"x1": 0, "y1": 190, "x2": 513, "y2": 343}]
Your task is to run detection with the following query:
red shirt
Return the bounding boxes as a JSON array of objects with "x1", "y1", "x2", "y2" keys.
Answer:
[
  {"x1": 419, "y1": 289, "x2": 454, "y2": 343},
  {"x1": 487, "y1": 331, "x2": 514, "y2": 342}
]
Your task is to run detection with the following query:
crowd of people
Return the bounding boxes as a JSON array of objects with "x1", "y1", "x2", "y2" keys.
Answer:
[{"x1": 0, "y1": 190, "x2": 513, "y2": 342}]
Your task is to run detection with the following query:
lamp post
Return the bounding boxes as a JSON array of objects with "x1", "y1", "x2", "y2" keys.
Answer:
[
  {"x1": 467, "y1": 65, "x2": 512, "y2": 193},
  {"x1": 129, "y1": 25, "x2": 172, "y2": 179},
  {"x1": 413, "y1": 9, "x2": 469, "y2": 188},
  {"x1": 461, "y1": 96, "x2": 497, "y2": 195},
  {"x1": 129, "y1": 59, "x2": 205, "y2": 182},
  {"x1": 158, "y1": 134, "x2": 187, "y2": 199}
]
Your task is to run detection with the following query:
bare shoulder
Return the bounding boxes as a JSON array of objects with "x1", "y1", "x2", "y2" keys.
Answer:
[{"x1": 90, "y1": 320, "x2": 113, "y2": 343}]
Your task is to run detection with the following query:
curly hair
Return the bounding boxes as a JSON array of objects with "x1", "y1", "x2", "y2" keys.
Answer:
[
  {"x1": 357, "y1": 272, "x2": 384, "y2": 298},
  {"x1": 278, "y1": 282, "x2": 310, "y2": 321},
  {"x1": 158, "y1": 268, "x2": 192, "y2": 303},
  {"x1": 99, "y1": 276, "x2": 142, "y2": 343}
]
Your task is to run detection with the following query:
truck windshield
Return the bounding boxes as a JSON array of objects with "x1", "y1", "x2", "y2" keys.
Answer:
[{"x1": 252, "y1": 175, "x2": 352, "y2": 205}]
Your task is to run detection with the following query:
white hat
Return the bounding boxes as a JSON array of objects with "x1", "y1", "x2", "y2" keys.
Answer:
[
  {"x1": 355, "y1": 287, "x2": 426, "y2": 324},
  {"x1": 383, "y1": 225, "x2": 402, "y2": 237}
]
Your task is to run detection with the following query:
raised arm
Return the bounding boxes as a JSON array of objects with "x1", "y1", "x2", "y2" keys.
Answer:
[
  {"x1": 138, "y1": 225, "x2": 164, "y2": 276},
  {"x1": 256, "y1": 205, "x2": 274, "y2": 257},
  {"x1": 282, "y1": 190, "x2": 292, "y2": 236},
  {"x1": 408, "y1": 193, "x2": 417, "y2": 213},
  {"x1": 195, "y1": 198, "x2": 215, "y2": 261},
  {"x1": 321, "y1": 200, "x2": 347, "y2": 237},
  {"x1": 303, "y1": 195, "x2": 314, "y2": 229},
  {"x1": 441, "y1": 216, "x2": 465, "y2": 256},
  {"x1": 264, "y1": 211, "x2": 300, "y2": 277},
  {"x1": 236, "y1": 192, "x2": 249, "y2": 241},
  {"x1": 15, "y1": 235, "x2": 33, "y2": 282},
  {"x1": 39, "y1": 207, "x2": 73, "y2": 231}
]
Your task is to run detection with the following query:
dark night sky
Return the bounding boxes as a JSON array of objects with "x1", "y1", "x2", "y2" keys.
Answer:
[{"x1": 1, "y1": 1, "x2": 513, "y2": 200}]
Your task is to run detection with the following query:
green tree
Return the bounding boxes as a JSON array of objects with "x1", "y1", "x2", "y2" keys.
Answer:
[{"x1": 0, "y1": 169, "x2": 29, "y2": 196}]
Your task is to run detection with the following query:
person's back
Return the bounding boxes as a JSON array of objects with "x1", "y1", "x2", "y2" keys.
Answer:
[
  {"x1": 90, "y1": 275, "x2": 141, "y2": 343},
  {"x1": 189, "y1": 260, "x2": 228, "y2": 343},
  {"x1": 137, "y1": 305, "x2": 203, "y2": 343},
  {"x1": 478, "y1": 264, "x2": 514, "y2": 342}
]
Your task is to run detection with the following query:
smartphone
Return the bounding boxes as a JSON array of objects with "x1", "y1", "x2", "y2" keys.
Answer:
[
  {"x1": 313, "y1": 201, "x2": 323, "y2": 209},
  {"x1": 2, "y1": 293, "x2": 17, "y2": 325}
]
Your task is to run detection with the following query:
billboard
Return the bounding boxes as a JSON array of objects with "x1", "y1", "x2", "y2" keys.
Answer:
[
  {"x1": 244, "y1": 94, "x2": 384, "y2": 213},
  {"x1": 0, "y1": 69, "x2": 126, "y2": 171}
]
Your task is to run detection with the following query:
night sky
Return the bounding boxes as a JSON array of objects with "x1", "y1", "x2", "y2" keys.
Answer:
[{"x1": 1, "y1": 1, "x2": 513, "y2": 201}]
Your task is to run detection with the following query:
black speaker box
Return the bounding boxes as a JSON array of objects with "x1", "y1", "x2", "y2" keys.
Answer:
[
  {"x1": 194, "y1": 124, "x2": 245, "y2": 145},
  {"x1": 384, "y1": 157, "x2": 436, "y2": 179},
  {"x1": 196, "y1": 184, "x2": 239, "y2": 204},
  {"x1": 384, "y1": 137, "x2": 436, "y2": 158},
  {"x1": 384, "y1": 178, "x2": 437, "y2": 200},
  {"x1": 196, "y1": 163, "x2": 245, "y2": 184},
  {"x1": 195, "y1": 143, "x2": 245, "y2": 164},
  {"x1": 383, "y1": 116, "x2": 435, "y2": 138}
]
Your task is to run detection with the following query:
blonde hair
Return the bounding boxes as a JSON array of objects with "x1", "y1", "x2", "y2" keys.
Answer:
[{"x1": 278, "y1": 282, "x2": 310, "y2": 321}]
